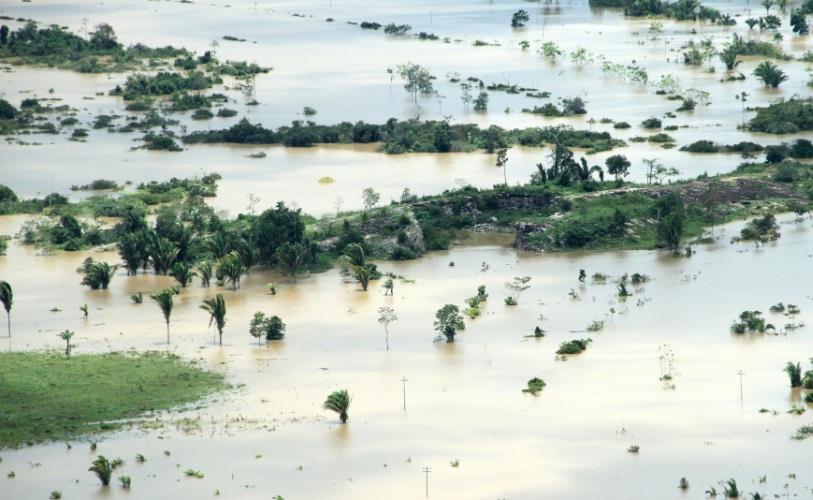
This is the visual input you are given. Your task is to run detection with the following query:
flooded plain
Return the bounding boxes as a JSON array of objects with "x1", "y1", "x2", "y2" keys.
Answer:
[{"x1": 2, "y1": 0, "x2": 813, "y2": 498}]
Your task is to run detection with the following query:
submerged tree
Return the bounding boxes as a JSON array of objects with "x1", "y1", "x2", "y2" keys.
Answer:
[
  {"x1": 275, "y1": 241, "x2": 310, "y2": 282},
  {"x1": 511, "y1": 9, "x2": 530, "y2": 27},
  {"x1": 150, "y1": 288, "x2": 175, "y2": 344},
  {"x1": 79, "y1": 258, "x2": 118, "y2": 290},
  {"x1": 753, "y1": 61, "x2": 788, "y2": 88},
  {"x1": 505, "y1": 276, "x2": 532, "y2": 305},
  {"x1": 197, "y1": 260, "x2": 213, "y2": 287},
  {"x1": 339, "y1": 243, "x2": 378, "y2": 291},
  {"x1": 249, "y1": 311, "x2": 286, "y2": 343},
  {"x1": 171, "y1": 262, "x2": 197, "y2": 288},
  {"x1": 89, "y1": 455, "x2": 113, "y2": 486},
  {"x1": 0, "y1": 280, "x2": 12, "y2": 337},
  {"x1": 785, "y1": 361, "x2": 802, "y2": 387},
  {"x1": 434, "y1": 304, "x2": 465, "y2": 342},
  {"x1": 495, "y1": 149, "x2": 509, "y2": 186},
  {"x1": 323, "y1": 389, "x2": 351, "y2": 423},
  {"x1": 58, "y1": 329, "x2": 75, "y2": 358},
  {"x1": 377, "y1": 306, "x2": 398, "y2": 350},
  {"x1": 397, "y1": 62, "x2": 434, "y2": 103},
  {"x1": 200, "y1": 294, "x2": 227, "y2": 345}
]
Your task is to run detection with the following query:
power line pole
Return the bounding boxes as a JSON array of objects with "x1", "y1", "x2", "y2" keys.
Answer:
[
  {"x1": 422, "y1": 466, "x2": 431, "y2": 497},
  {"x1": 737, "y1": 369, "x2": 745, "y2": 402},
  {"x1": 401, "y1": 376, "x2": 408, "y2": 411}
]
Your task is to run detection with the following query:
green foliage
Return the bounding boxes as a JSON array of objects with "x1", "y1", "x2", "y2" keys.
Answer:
[
  {"x1": 434, "y1": 304, "x2": 465, "y2": 342},
  {"x1": 79, "y1": 258, "x2": 118, "y2": 290},
  {"x1": 731, "y1": 310, "x2": 766, "y2": 333},
  {"x1": 89, "y1": 455, "x2": 113, "y2": 485},
  {"x1": 249, "y1": 312, "x2": 286, "y2": 343},
  {"x1": 556, "y1": 338, "x2": 592, "y2": 355},
  {"x1": 323, "y1": 389, "x2": 351, "y2": 423},
  {"x1": 200, "y1": 294, "x2": 227, "y2": 345},
  {"x1": 182, "y1": 118, "x2": 625, "y2": 154},
  {"x1": 0, "y1": 22, "x2": 189, "y2": 72},
  {"x1": 753, "y1": 61, "x2": 788, "y2": 88},
  {"x1": 748, "y1": 98, "x2": 813, "y2": 134},
  {"x1": 522, "y1": 377, "x2": 546, "y2": 394},
  {"x1": 739, "y1": 214, "x2": 779, "y2": 242},
  {"x1": 0, "y1": 351, "x2": 225, "y2": 447},
  {"x1": 785, "y1": 361, "x2": 802, "y2": 387},
  {"x1": 111, "y1": 72, "x2": 216, "y2": 100}
]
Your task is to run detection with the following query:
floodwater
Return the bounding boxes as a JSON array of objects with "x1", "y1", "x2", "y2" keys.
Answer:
[
  {"x1": 2, "y1": 0, "x2": 813, "y2": 214},
  {"x1": 1, "y1": 213, "x2": 813, "y2": 499},
  {"x1": 2, "y1": 0, "x2": 813, "y2": 498}
]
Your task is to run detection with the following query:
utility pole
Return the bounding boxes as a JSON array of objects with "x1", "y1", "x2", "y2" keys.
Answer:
[
  {"x1": 401, "y1": 376, "x2": 408, "y2": 411},
  {"x1": 422, "y1": 466, "x2": 431, "y2": 497},
  {"x1": 737, "y1": 370, "x2": 745, "y2": 402}
]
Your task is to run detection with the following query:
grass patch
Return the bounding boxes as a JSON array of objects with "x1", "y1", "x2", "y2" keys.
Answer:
[{"x1": 0, "y1": 351, "x2": 226, "y2": 448}]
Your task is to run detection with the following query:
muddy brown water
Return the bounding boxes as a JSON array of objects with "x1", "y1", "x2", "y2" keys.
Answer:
[{"x1": 2, "y1": 0, "x2": 813, "y2": 497}]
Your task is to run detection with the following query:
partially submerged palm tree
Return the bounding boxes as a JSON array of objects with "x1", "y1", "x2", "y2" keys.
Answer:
[
  {"x1": 753, "y1": 61, "x2": 788, "y2": 88},
  {"x1": 80, "y1": 304, "x2": 89, "y2": 319},
  {"x1": 171, "y1": 262, "x2": 197, "y2": 288},
  {"x1": 200, "y1": 294, "x2": 227, "y2": 345},
  {"x1": 150, "y1": 288, "x2": 175, "y2": 344},
  {"x1": 58, "y1": 330, "x2": 75, "y2": 358},
  {"x1": 89, "y1": 455, "x2": 113, "y2": 486},
  {"x1": 197, "y1": 260, "x2": 213, "y2": 287},
  {"x1": 79, "y1": 259, "x2": 118, "y2": 290},
  {"x1": 0, "y1": 280, "x2": 12, "y2": 337},
  {"x1": 216, "y1": 251, "x2": 245, "y2": 290},
  {"x1": 785, "y1": 361, "x2": 802, "y2": 387},
  {"x1": 323, "y1": 389, "x2": 351, "y2": 423}
]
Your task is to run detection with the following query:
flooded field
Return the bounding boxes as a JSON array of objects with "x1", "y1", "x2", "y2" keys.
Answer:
[{"x1": 1, "y1": 0, "x2": 813, "y2": 498}]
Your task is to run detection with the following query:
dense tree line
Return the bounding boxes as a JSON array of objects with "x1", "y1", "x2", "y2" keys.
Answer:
[{"x1": 183, "y1": 118, "x2": 625, "y2": 154}]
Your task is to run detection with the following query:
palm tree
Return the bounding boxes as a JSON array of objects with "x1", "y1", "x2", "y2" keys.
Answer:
[
  {"x1": 150, "y1": 288, "x2": 175, "y2": 344},
  {"x1": 80, "y1": 260, "x2": 118, "y2": 290},
  {"x1": 0, "y1": 280, "x2": 11, "y2": 337},
  {"x1": 200, "y1": 294, "x2": 227, "y2": 345},
  {"x1": 147, "y1": 234, "x2": 178, "y2": 275},
  {"x1": 197, "y1": 260, "x2": 213, "y2": 287},
  {"x1": 89, "y1": 455, "x2": 113, "y2": 486},
  {"x1": 753, "y1": 61, "x2": 788, "y2": 88},
  {"x1": 761, "y1": 0, "x2": 774, "y2": 15},
  {"x1": 58, "y1": 330, "x2": 75, "y2": 358},
  {"x1": 171, "y1": 262, "x2": 197, "y2": 288},
  {"x1": 785, "y1": 361, "x2": 802, "y2": 387},
  {"x1": 323, "y1": 390, "x2": 351, "y2": 423},
  {"x1": 216, "y1": 251, "x2": 244, "y2": 290}
]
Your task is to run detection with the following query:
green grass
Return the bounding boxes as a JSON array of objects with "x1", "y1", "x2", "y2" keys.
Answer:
[{"x1": 0, "y1": 351, "x2": 226, "y2": 448}]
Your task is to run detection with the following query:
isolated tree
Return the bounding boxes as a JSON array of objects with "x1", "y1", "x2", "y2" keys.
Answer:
[
  {"x1": 382, "y1": 277, "x2": 394, "y2": 295},
  {"x1": 89, "y1": 455, "x2": 113, "y2": 486},
  {"x1": 511, "y1": 9, "x2": 530, "y2": 27},
  {"x1": 397, "y1": 62, "x2": 434, "y2": 103},
  {"x1": 79, "y1": 259, "x2": 118, "y2": 290},
  {"x1": 362, "y1": 187, "x2": 381, "y2": 210},
  {"x1": 505, "y1": 276, "x2": 532, "y2": 305},
  {"x1": 249, "y1": 312, "x2": 286, "y2": 343},
  {"x1": 657, "y1": 212, "x2": 684, "y2": 252},
  {"x1": 761, "y1": 0, "x2": 774, "y2": 15},
  {"x1": 790, "y1": 10, "x2": 809, "y2": 34},
  {"x1": 80, "y1": 304, "x2": 89, "y2": 319},
  {"x1": 323, "y1": 389, "x2": 351, "y2": 423},
  {"x1": 495, "y1": 149, "x2": 509, "y2": 185},
  {"x1": 150, "y1": 288, "x2": 175, "y2": 344},
  {"x1": 473, "y1": 91, "x2": 489, "y2": 112},
  {"x1": 0, "y1": 280, "x2": 12, "y2": 337},
  {"x1": 377, "y1": 306, "x2": 398, "y2": 350},
  {"x1": 200, "y1": 294, "x2": 227, "y2": 345},
  {"x1": 605, "y1": 155, "x2": 631, "y2": 182},
  {"x1": 753, "y1": 61, "x2": 788, "y2": 87},
  {"x1": 339, "y1": 243, "x2": 376, "y2": 291},
  {"x1": 59, "y1": 330, "x2": 75, "y2": 358},
  {"x1": 434, "y1": 304, "x2": 465, "y2": 342},
  {"x1": 275, "y1": 241, "x2": 310, "y2": 282}
]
